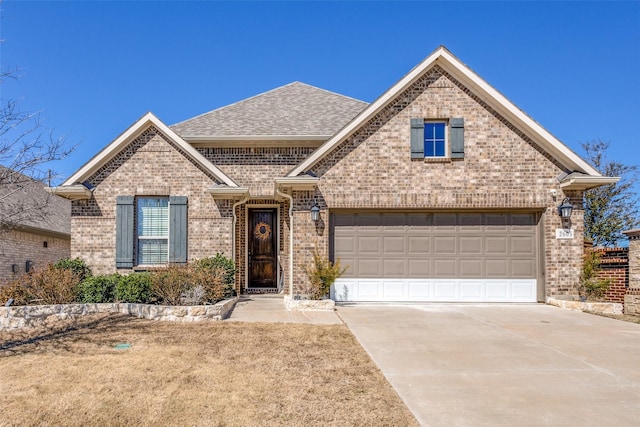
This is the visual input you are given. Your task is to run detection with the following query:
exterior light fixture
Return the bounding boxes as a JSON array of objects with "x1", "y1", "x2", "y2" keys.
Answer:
[
  {"x1": 557, "y1": 197, "x2": 573, "y2": 219},
  {"x1": 310, "y1": 203, "x2": 320, "y2": 222}
]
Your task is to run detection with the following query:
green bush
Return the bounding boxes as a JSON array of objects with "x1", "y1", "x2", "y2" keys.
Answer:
[
  {"x1": 115, "y1": 273, "x2": 152, "y2": 303},
  {"x1": 194, "y1": 253, "x2": 236, "y2": 298},
  {"x1": 302, "y1": 250, "x2": 346, "y2": 300},
  {"x1": 78, "y1": 274, "x2": 120, "y2": 303},
  {"x1": 54, "y1": 257, "x2": 92, "y2": 283},
  {"x1": 579, "y1": 249, "x2": 612, "y2": 300}
]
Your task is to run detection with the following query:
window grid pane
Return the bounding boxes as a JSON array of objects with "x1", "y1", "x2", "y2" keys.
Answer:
[
  {"x1": 137, "y1": 198, "x2": 169, "y2": 265},
  {"x1": 424, "y1": 122, "x2": 446, "y2": 157}
]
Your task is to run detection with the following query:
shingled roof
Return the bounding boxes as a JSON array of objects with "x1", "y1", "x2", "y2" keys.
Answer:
[
  {"x1": 0, "y1": 166, "x2": 70, "y2": 237},
  {"x1": 171, "y1": 82, "x2": 368, "y2": 138}
]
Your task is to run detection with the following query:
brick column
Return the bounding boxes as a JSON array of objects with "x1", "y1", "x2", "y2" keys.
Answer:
[
  {"x1": 622, "y1": 229, "x2": 640, "y2": 289},
  {"x1": 622, "y1": 229, "x2": 640, "y2": 314}
]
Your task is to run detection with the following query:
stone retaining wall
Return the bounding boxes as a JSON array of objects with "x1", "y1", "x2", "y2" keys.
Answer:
[
  {"x1": 547, "y1": 297, "x2": 623, "y2": 315},
  {"x1": 0, "y1": 297, "x2": 238, "y2": 330}
]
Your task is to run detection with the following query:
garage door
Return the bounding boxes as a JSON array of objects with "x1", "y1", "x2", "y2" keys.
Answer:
[{"x1": 330, "y1": 212, "x2": 540, "y2": 302}]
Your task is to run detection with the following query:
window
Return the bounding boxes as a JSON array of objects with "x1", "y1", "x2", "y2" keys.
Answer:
[
  {"x1": 136, "y1": 197, "x2": 169, "y2": 265},
  {"x1": 424, "y1": 122, "x2": 446, "y2": 157},
  {"x1": 410, "y1": 117, "x2": 464, "y2": 160}
]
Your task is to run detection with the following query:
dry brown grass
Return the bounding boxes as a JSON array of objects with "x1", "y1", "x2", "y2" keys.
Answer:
[{"x1": 0, "y1": 316, "x2": 417, "y2": 426}]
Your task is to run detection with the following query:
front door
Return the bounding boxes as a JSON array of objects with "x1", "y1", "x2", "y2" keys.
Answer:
[{"x1": 248, "y1": 208, "x2": 277, "y2": 289}]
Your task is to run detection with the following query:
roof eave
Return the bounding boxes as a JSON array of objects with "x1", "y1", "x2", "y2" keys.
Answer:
[
  {"x1": 274, "y1": 176, "x2": 319, "y2": 191},
  {"x1": 206, "y1": 186, "x2": 250, "y2": 199},
  {"x1": 559, "y1": 176, "x2": 620, "y2": 190},
  {"x1": 288, "y1": 46, "x2": 601, "y2": 177},
  {"x1": 46, "y1": 184, "x2": 93, "y2": 200},
  {"x1": 62, "y1": 113, "x2": 238, "y2": 188}
]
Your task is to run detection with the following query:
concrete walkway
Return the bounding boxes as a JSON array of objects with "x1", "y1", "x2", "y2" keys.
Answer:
[
  {"x1": 338, "y1": 303, "x2": 640, "y2": 427},
  {"x1": 227, "y1": 294, "x2": 342, "y2": 324}
]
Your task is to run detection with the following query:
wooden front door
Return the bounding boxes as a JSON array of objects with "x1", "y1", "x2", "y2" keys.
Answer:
[{"x1": 248, "y1": 209, "x2": 277, "y2": 288}]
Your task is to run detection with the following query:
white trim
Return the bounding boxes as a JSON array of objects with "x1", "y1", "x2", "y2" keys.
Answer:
[
  {"x1": 207, "y1": 186, "x2": 250, "y2": 199},
  {"x1": 331, "y1": 278, "x2": 537, "y2": 303},
  {"x1": 288, "y1": 46, "x2": 601, "y2": 177},
  {"x1": 45, "y1": 184, "x2": 92, "y2": 200},
  {"x1": 274, "y1": 176, "x2": 319, "y2": 192},
  {"x1": 61, "y1": 112, "x2": 238, "y2": 187},
  {"x1": 559, "y1": 175, "x2": 619, "y2": 190},
  {"x1": 244, "y1": 204, "x2": 281, "y2": 293}
]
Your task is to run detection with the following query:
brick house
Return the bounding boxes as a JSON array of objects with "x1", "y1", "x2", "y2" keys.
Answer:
[
  {"x1": 49, "y1": 46, "x2": 616, "y2": 302},
  {"x1": 0, "y1": 167, "x2": 71, "y2": 282}
]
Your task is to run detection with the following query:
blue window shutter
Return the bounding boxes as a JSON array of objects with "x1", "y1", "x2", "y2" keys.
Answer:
[
  {"x1": 169, "y1": 196, "x2": 188, "y2": 264},
  {"x1": 115, "y1": 196, "x2": 135, "y2": 268},
  {"x1": 450, "y1": 118, "x2": 465, "y2": 159},
  {"x1": 410, "y1": 118, "x2": 425, "y2": 159}
]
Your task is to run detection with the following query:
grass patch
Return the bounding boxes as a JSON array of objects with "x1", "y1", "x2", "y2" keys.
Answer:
[{"x1": 0, "y1": 316, "x2": 417, "y2": 426}]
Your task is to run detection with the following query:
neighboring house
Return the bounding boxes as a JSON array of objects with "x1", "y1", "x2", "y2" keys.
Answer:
[
  {"x1": 49, "y1": 46, "x2": 617, "y2": 302},
  {"x1": 0, "y1": 166, "x2": 71, "y2": 282}
]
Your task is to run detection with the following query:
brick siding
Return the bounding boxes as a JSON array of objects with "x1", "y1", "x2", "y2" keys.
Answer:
[
  {"x1": 593, "y1": 247, "x2": 629, "y2": 304},
  {"x1": 0, "y1": 229, "x2": 70, "y2": 282}
]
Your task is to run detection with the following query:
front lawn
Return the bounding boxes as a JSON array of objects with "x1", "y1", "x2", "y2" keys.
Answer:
[{"x1": 0, "y1": 315, "x2": 417, "y2": 426}]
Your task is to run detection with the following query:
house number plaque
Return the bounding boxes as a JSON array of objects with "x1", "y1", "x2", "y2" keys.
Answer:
[{"x1": 555, "y1": 228, "x2": 574, "y2": 239}]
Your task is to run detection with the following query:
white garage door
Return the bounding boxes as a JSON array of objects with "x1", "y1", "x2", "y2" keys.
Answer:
[{"x1": 330, "y1": 212, "x2": 540, "y2": 302}]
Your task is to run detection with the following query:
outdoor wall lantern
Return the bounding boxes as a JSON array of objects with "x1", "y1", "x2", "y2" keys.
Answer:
[
  {"x1": 557, "y1": 197, "x2": 573, "y2": 219},
  {"x1": 310, "y1": 202, "x2": 320, "y2": 222}
]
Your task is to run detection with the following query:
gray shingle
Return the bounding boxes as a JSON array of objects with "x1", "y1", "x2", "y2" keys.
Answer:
[
  {"x1": 171, "y1": 82, "x2": 368, "y2": 138},
  {"x1": 0, "y1": 166, "x2": 70, "y2": 236}
]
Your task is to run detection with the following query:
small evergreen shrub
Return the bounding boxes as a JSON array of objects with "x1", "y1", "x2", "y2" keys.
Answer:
[
  {"x1": 78, "y1": 274, "x2": 120, "y2": 303},
  {"x1": 302, "y1": 249, "x2": 346, "y2": 300},
  {"x1": 54, "y1": 257, "x2": 93, "y2": 283},
  {"x1": 115, "y1": 273, "x2": 152, "y2": 303},
  {"x1": 579, "y1": 249, "x2": 612, "y2": 300}
]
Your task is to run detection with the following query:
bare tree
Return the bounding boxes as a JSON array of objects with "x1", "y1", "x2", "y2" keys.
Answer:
[{"x1": 0, "y1": 67, "x2": 74, "y2": 232}]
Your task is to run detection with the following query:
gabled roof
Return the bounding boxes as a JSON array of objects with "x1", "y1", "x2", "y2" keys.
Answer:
[
  {"x1": 60, "y1": 112, "x2": 237, "y2": 188},
  {"x1": 171, "y1": 82, "x2": 368, "y2": 140},
  {"x1": 0, "y1": 166, "x2": 70, "y2": 237},
  {"x1": 288, "y1": 46, "x2": 602, "y2": 177}
]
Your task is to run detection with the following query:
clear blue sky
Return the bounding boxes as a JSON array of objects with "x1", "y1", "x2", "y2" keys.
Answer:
[{"x1": 1, "y1": 1, "x2": 639, "y2": 187}]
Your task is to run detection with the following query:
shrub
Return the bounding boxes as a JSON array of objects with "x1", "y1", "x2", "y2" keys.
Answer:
[
  {"x1": 302, "y1": 249, "x2": 346, "y2": 300},
  {"x1": 54, "y1": 257, "x2": 92, "y2": 283},
  {"x1": 194, "y1": 254, "x2": 236, "y2": 299},
  {"x1": 23, "y1": 264, "x2": 79, "y2": 304},
  {"x1": 0, "y1": 279, "x2": 31, "y2": 306},
  {"x1": 78, "y1": 274, "x2": 120, "y2": 303},
  {"x1": 115, "y1": 273, "x2": 152, "y2": 303},
  {"x1": 151, "y1": 265, "x2": 194, "y2": 305},
  {"x1": 579, "y1": 249, "x2": 612, "y2": 300}
]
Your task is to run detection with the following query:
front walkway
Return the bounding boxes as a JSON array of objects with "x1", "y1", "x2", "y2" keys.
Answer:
[{"x1": 227, "y1": 294, "x2": 342, "y2": 325}]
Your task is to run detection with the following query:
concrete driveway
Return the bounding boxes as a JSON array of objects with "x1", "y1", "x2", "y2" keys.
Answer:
[{"x1": 337, "y1": 304, "x2": 640, "y2": 426}]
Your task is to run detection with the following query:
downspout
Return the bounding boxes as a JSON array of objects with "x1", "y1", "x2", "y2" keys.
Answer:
[{"x1": 275, "y1": 186, "x2": 294, "y2": 296}]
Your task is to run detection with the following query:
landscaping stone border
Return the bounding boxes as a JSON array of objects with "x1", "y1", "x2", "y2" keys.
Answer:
[
  {"x1": 547, "y1": 297, "x2": 623, "y2": 315},
  {"x1": 284, "y1": 295, "x2": 335, "y2": 311},
  {"x1": 0, "y1": 297, "x2": 239, "y2": 330}
]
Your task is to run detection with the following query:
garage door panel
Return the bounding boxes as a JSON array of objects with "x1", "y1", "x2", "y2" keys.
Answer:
[
  {"x1": 383, "y1": 236, "x2": 405, "y2": 254},
  {"x1": 358, "y1": 236, "x2": 380, "y2": 253},
  {"x1": 331, "y1": 212, "x2": 539, "y2": 302},
  {"x1": 334, "y1": 236, "x2": 355, "y2": 254},
  {"x1": 459, "y1": 236, "x2": 482, "y2": 254},
  {"x1": 485, "y1": 236, "x2": 508, "y2": 254},
  {"x1": 459, "y1": 259, "x2": 482, "y2": 277},
  {"x1": 485, "y1": 259, "x2": 508, "y2": 277},
  {"x1": 510, "y1": 259, "x2": 536, "y2": 277},
  {"x1": 434, "y1": 259, "x2": 456, "y2": 277},
  {"x1": 409, "y1": 236, "x2": 431, "y2": 253},
  {"x1": 408, "y1": 259, "x2": 430, "y2": 276},
  {"x1": 383, "y1": 259, "x2": 406, "y2": 276},
  {"x1": 434, "y1": 236, "x2": 456, "y2": 254},
  {"x1": 511, "y1": 236, "x2": 535, "y2": 255}
]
